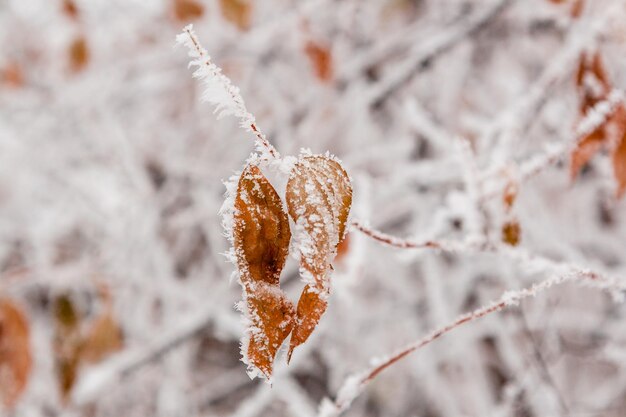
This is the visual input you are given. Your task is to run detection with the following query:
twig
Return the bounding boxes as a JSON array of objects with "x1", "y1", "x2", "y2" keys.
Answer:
[
  {"x1": 177, "y1": 25, "x2": 280, "y2": 160},
  {"x1": 319, "y1": 269, "x2": 623, "y2": 417}
]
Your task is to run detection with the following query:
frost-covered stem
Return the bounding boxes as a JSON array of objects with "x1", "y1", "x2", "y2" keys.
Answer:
[
  {"x1": 351, "y1": 220, "x2": 441, "y2": 249},
  {"x1": 319, "y1": 271, "x2": 620, "y2": 417},
  {"x1": 177, "y1": 25, "x2": 280, "y2": 160},
  {"x1": 351, "y1": 220, "x2": 626, "y2": 297}
]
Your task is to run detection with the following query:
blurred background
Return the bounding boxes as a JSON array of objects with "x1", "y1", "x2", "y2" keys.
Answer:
[{"x1": 1, "y1": 0, "x2": 626, "y2": 416}]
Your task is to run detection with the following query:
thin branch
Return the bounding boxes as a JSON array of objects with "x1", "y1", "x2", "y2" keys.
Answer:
[
  {"x1": 177, "y1": 25, "x2": 280, "y2": 160},
  {"x1": 319, "y1": 269, "x2": 624, "y2": 417}
]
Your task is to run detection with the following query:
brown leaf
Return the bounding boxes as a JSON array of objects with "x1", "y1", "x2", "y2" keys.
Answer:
[
  {"x1": 571, "y1": 0, "x2": 584, "y2": 18},
  {"x1": 53, "y1": 294, "x2": 82, "y2": 402},
  {"x1": 220, "y1": 0, "x2": 252, "y2": 31},
  {"x1": 570, "y1": 126, "x2": 605, "y2": 179},
  {"x1": 502, "y1": 220, "x2": 521, "y2": 246},
  {"x1": 62, "y1": 0, "x2": 79, "y2": 19},
  {"x1": 285, "y1": 155, "x2": 352, "y2": 361},
  {"x1": 81, "y1": 313, "x2": 123, "y2": 364},
  {"x1": 173, "y1": 0, "x2": 205, "y2": 22},
  {"x1": 1, "y1": 62, "x2": 24, "y2": 88},
  {"x1": 304, "y1": 41, "x2": 334, "y2": 83},
  {"x1": 69, "y1": 36, "x2": 89, "y2": 72},
  {"x1": 576, "y1": 51, "x2": 610, "y2": 113},
  {"x1": 233, "y1": 163, "x2": 294, "y2": 379},
  {"x1": 502, "y1": 180, "x2": 518, "y2": 212},
  {"x1": 0, "y1": 299, "x2": 32, "y2": 409}
]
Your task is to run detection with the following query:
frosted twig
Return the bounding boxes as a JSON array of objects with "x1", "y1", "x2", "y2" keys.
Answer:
[
  {"x1": 319, "y1": 270, "x2": 623, "y2": 417},
  {"x1": 176, "y1": 25, "x2": 280, "y2": 160},
  {"x1": 351, "y1": 220, "x2": 626, "y2": 297}
]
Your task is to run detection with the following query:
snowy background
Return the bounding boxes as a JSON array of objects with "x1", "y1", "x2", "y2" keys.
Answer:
[{"x1": 2, "y1": 0, "x2": 626, "y2": 416}]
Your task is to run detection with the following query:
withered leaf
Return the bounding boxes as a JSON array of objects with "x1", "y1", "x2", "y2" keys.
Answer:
[
  {"x1": 173, "y1": 0, "x2": 205, "y2": 22},
  {"x1": 571, "y1": 126, "x2": 605, "y2": 179},
  {"x1": 62, "y1": 0, "x2": 79, "y2": 19},
  {"x1": 220, "y1": 0, "x2": 252, "y2": 31},
  {"x1": 0, "y1": 299, "x2": 32, "y2": 409},
  {"x1": 53, "y1": 294, "x2": 82, "y2": 402},
  {"x1": 69, "y1": 36, "x2": 89, "y2": 72},
  {"x1": 502, "y1": 220, "x2": 521, "y2": 246},
  {"x1": 81, "y1": 312, "x2": 123, "y2": 364},
  {"x1": 233, "y1": 163, "x2": 294, "y2": 379},
  {"x1": 285, "y1": 155, "x2": 352, "y2": 361},
  {"x1": 304, "y1": 41, "x2": 334, "y2": 83}
]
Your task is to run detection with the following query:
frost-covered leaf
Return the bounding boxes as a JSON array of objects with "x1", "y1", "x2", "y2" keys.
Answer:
[
  {"x1": 0, "y1": 298, "x2": 32, "y2": 409},
  {"x1": 286, "y1": 154, "x2": 352, "y2": 360},
  {"x1": 233, "y1": 163, "x2": 294, "y2": 380}
]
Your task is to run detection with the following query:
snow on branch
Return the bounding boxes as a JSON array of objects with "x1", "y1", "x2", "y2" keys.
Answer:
[
  {"x1": 176, "y1": 24, "x2": 280, "y2": 160},
  {"x1": 319, "y1": 269, "x2": 625, "y2": 417}
]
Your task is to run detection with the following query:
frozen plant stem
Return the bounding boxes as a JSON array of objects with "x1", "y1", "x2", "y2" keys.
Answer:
[
  {"x1": 320, "y1": 270, "x2": 624, "y2": 417},
  {"x1": 177, "y1": 25, "x2": 280, "y2": 160}
]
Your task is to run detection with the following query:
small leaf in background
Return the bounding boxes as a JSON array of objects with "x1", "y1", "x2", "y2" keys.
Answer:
[
  {"x1": 286, "y1": 155, "x2": 352, "y2": 361},
  {"x1": 69, "y1": 36, "x2": 89, "y2": 72},
  {"x1": 0, "y1": 299, "x2": 32, "y2": 409},
  {"x1": 81, "y1": 313, "x2": 123, "y2": 364},
  {"x1": 173, "y1": 0, "x2": 204, "y2": 22},
  {"x1": 571, "y1": 0, "x2": 585, "y2": 17},
  {"x1": 233, "y1": 163, "x2": 294, "y2": 380},
  {"x1": 220, "y1": 0, "x2": 251, "y2": 31},
  {"x1": 1, "y1": 62, "x2": 24, "y2": 88},
  {"x1": 570, "y1": 127, "x2": 605, "y2": 179},
  {"x1": 502, "y1": 179, "x2": 518, "y2": 212},
  {"x1": 62, "y1": 0, "x2": 79, "y2": 19},
  {"x1": 575, "y1": 51, "x2": 610, "y2": 112},
  {"x1": 304, "y1": 41, "x2": 334, "y2": 83},
  {"x1": 502, "y1": 220, "x2": 521, "y2": 246},
  {"x1": 53, "y1": 294, "x2": 82, "y2": 402}
]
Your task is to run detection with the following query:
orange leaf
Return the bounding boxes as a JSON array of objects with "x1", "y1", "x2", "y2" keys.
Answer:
[
  {"x1": 0, "y1": 299, "x2": 32, "y2": 409},
  {"x1": 53, "y1": 295, "x2": 82, "y2": 402},
  {"x1": 69, "y1": 36, "x2": 89, "y2": 72},
  {"x1": 173, "y1": 0, "x2": 204, "y2": 22},
  {"x1": 285, "y1": 155, "x2": 352, "y2": 361},
  {"x1": 220, "y1": 0, "x2": 252, "y2": 31},
  {"x1": 570, "y1": 126, "x2": 605, "y2": 179},
  {"x1": 571, "y1": 0, "x2": 584, "y2": 18},
  {"x1": 62, "y1": 0, "x2": 79, "y2": 19},
  {"x1": 1, "y1": 62, "x2": 24, "y2": 88},
  {"x1": 81, "y1": 313, "x2": 123, "y2": 364},
  {"x1": 502, "y1": 220, "x2": 521, "y2": 246},
  {"x1": 233, "y1": 163, "x2": 294, "y2": 379},
  {"x1": 304, "y1": 41, "x2": 334, "y2": 83}
]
